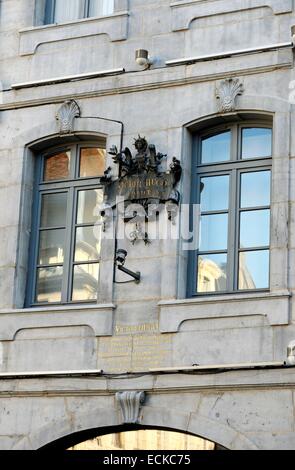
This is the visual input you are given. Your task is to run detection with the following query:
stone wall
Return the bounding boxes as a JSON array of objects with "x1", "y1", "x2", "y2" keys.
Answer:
[{"x1": 1, "y1": 0, "x2": 295, "y2": 449}]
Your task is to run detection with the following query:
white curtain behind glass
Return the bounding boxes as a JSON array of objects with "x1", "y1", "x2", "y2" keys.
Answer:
[
  {"x1": 88, "y1": 0, "x2": 115, "y2": 17},
  {"x1": 54, "y1": 0, "x2": 86, "y2": 23}
]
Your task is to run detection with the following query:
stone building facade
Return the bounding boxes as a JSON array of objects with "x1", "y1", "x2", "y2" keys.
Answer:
[{"x1": 1, "y1": 0, "x2": 295, "y2": 450}]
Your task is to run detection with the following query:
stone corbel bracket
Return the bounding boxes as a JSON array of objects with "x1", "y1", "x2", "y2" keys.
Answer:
[
  {"x1": 116, "y1": 391, "x2": 146, "y2": 424},
  {"x1": 170, "y1": 0, "x2": 293, "y2": 31}
]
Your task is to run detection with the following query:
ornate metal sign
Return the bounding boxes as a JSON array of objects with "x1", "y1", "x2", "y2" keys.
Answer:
[{"x1": 108, "y1": 136, "x2": 182, "y2": 207}]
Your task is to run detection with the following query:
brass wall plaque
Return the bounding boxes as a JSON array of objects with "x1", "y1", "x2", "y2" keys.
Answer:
[
  {"x1": 117, "y1": 173, "x2": 173, "y2": 202},
  {"x1": 98, "y1": 323, "x2": 172, "y2": 373}
]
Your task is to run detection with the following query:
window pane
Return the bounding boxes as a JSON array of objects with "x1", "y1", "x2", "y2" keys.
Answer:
[
  {"x1": 200, "y1": 214, "x2": 228, "y2": 251},
  {"x1": 197, "y1": 254, "x2": 227, "y2": 293},
  {"x1": 200, "y1": 175, "x2": 229, "y2": 212},
  {"x1": 54, "y1": 0, "x2": 85, "y2": 22},
  {"x1": 79, "y1": 148, "x2": 106, "y2": 178},
  {"x1": 88, "y1": 0, "x2": 114, "y2": 17},
  {"x1": 38, "y1": 229, "x2": 65, "y2": 265},
  {"x1": 241, "y1": 128, "x2": 272, "y2": 159},
  {"x1": 44, "y1": 152, "x2": 71, "y2": 181},
  {"x1": 75, "y1": 226, "x2": 101, "y2": 262},
  {"x1": 201, "y1": 131, "x2": 231, "y2": 164},
  {"x1": 240, "y1": 171, "x2": 271, "y2": 208},
  {"x1": 40, "y1": 193, "x2": 67, "y2": 228},
  {"x1": 240, "y1": 210, "x2": 270, "y2": 248},
  {"x1": 72, "y1": 263, "x2": 100, "y2": 301},
  {"x1": 36, "y1": 266, "x2": 63, "y2": 303},
  {"x1": 77, "y1": 189, "x2": 103, "y2": 224},
  {"x1": 239, "y1": 250, "x2": 269, "y2": 290}
]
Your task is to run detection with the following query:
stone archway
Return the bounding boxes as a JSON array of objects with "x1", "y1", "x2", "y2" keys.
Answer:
[
  {"x1": 67, "y1": 428, "x2": 219, "y2": 451},
  {"x1": 14, "y1": 400, "x2": 258, "y2": 450}
]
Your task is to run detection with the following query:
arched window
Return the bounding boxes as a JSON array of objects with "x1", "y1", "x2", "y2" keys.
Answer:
[
  {"x1": 189, "y1": 121, "x2": 272, "y2": 296},
  {"x1": 44, "y1": 0, "x2": 114, "y2": 25},
  {"x1": 26, "y1": 143, "x2": 106, "y2": 306}
]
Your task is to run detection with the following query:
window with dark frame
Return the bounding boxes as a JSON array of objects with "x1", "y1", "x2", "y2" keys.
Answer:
[
  {"x1": 44, "y1": 0, "x2": 114, "y2": 25},
  {"x1": 190, "y1": 122, "x2": 272, "y2": 296},
  {"x1": 27, "y1": 143, "x2": 106, "y2": 306}
]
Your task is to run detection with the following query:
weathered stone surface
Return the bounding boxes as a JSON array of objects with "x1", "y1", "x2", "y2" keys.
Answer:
[{"x1": 1, "y1": 0, "x2": 295, "y2": 451}]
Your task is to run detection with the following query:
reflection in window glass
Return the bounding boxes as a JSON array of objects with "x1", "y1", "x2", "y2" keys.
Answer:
[
  {"x1": 77, "y1": 189, "x2": 104, "y2": 224},
  {"x1": 72, "y1": 263, "x2": 100, "y2": 301},
  {"x1": 75, "y1": 226, "x2": 101, "y2": 262},
  {"x1": 41, "y1": 193, "x2": 67, "y2": 228},
  {"x1": 240, "y1": 210, "x2": 270, "y2": 248},
  {"x1": 201, "y1": 131, "x2": 231, "y2": 164},
  {"x1": 197, "y1": 254, "x2": 227, "y2": 293},
  {"x1": 239, "y1": 250, "x2": 269, "y2": 290},
  {"x1": 53, "y1": 0, "x2": 84, "y2": 23},
  {"x1": 240, "y1": 171, "x2": 271, "y2": 208},
  {"x1": 36, "y1": 266, "x2": 63, "y2": 303},
  {"x1": 80, "y1": 148, "x2": 106, "y2": 178},
  {"x1": 45, "y1": 0, "x2": 115, "y2": 24},
  {"x1": 88, "y1": 0, "x2": 114, "y2": 17},
  {"x1": 38, "y1": 229, "x2": 65, "y2": 265},
  {"x1": 200, "y1": 214, "x2": 228, "y2": 251},
  {"x1": 44, "y1": 152, "x2": 71, "y2": 181},
  {"x1": 200, "y1": 175, "x2": 229, "y2": 212},
  {"x1": 242, "y1": 128, "x2": 272, "y2": 159}
]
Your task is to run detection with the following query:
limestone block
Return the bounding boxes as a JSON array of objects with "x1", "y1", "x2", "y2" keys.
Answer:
[
  {"x1": 197, "y1": 389, "x2": 294, "y2": 433},
  {"x1": 19, "y1": 12, "x2": 130, "y2": 56},
  {"x1": 5, "y1": 326, "x2": 97, "y2": 373},
  {"x1": 0, "y1": 267, "x2": 15, "y2": 309},
  {"x1": 170, "y1": 0, "x2": 293, "y2": 32},
  {"x1": 171, "y1": 326, "x2": 274, "y2": 366}
]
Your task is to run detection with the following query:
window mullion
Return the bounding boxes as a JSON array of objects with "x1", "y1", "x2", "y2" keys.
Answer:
[
  {"x1": 234, "y1": 169, "x2": 242, "y2": 291},
  {"x1": 61, "y1": 187, "x2": 75, "y2": 303},
  {"x1": 85, "y1": 0, "x2": 90, "y2": 18},
  {"x1": 227, "y1": 169, "x2": 237, "y2": 292}
]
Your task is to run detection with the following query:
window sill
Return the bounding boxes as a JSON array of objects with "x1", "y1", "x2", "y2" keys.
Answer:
[
  {"x1": 158, "y1": 290, "x2": 291, "y2": 332},
  {"x1": 170, "y1": 0, "x2": 292, "y2": 32},
  {"x1": 19, "y1": 11, "x2": 129, "y2": 56},
  {"x1": 0, "y1": 303, "x2": 115, "y2": 340}
]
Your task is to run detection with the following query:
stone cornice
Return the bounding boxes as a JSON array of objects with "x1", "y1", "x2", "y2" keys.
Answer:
[
  {"x1": 0, "y1": 49, "x2": 292, "y2": 112},
  {"x1": 0, "y1": 367, "x2": 295, "y2": 397}
]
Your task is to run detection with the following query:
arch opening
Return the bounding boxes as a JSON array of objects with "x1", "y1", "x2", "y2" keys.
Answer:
[{"x1": 40, "y1": 425, "x2": 228, "y2": 451}]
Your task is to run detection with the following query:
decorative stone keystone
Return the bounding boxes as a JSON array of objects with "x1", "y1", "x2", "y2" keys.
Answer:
[
  {"x1": 116, "y1": 391, "x2": 146, "y2": 424},
  {"x1": 56, "y1": 100, "x2": 81, "y2": 134},
  {"x1": 216, "y1": 78, "x2": 244, "y2": 113}
]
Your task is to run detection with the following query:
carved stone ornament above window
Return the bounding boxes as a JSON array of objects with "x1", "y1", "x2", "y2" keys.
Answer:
[
  {"x1": 216, "y1": 78, "x2": 244, "y2": 113},
  {"x1": 56, "y1": 100, "x2": 81, "y2": 134},
  {"x1": 116, "y1": 391, "x2": 146, "y2": 424}
]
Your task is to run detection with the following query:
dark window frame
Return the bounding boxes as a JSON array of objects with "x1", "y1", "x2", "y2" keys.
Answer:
[
  {"x1": 26, "y1": 142, "x2": 106, "y2": 307},
  {"x1": 188, "y1": 121, "x2": 272, "y2": 298}
]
